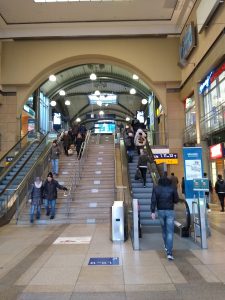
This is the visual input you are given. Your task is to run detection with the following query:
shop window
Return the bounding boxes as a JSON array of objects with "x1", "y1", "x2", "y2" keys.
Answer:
[{"x1": 185, "y1": 97, "x2": 196, "y2": 127}]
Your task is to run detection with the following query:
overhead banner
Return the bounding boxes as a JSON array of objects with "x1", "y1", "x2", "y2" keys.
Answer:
[{"x1": 183, "y1": 147, "x2": 203, "y2": 199}]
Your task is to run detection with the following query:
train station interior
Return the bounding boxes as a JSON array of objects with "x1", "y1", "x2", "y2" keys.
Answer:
[{"x1": 1, "y1": 0, "x2": 225, "y2": 299}]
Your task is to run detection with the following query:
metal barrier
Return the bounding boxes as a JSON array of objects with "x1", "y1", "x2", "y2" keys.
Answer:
[{"x1": 192, "y1": 196, "x2": 208, "y2": 249}]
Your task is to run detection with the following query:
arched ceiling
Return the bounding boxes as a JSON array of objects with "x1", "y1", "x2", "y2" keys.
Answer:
[{"x1": 40, "y1": 63, "x2": 153, "y2": 124}]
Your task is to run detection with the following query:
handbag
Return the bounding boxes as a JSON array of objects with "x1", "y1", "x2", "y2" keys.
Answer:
[
  {"x1": 135, "y1": 169, "x2": 142, "y2": 180},
  {"x1": 68, "y1": 148, "x2": 73, "y2": 155}
]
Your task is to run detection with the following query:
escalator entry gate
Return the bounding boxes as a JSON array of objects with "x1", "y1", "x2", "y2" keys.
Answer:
[{"x1": 111, "y1": 201, "x2": 124, "y2": 242}]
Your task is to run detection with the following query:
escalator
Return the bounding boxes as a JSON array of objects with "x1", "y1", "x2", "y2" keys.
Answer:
[
  {"x1": 0, "y1": 133, "x2": 51, "y2": 225},
  {"x1": 123, "y1": 137, "x2": 191, "y2": 249}
]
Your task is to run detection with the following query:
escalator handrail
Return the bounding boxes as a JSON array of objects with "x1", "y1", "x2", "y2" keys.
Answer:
[
  {"x1": 0, "y1": 132, "x2": 30, "y2": 174},
  {"x1": 0, "y1": 133, "x2": 49, "y2": 197},
  {"x1": 176, "y1": 197, "x2": 191, "y2": 232}
]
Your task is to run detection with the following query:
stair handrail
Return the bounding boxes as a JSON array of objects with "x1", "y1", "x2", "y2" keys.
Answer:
[{"x1": 66, "y1": 131, "x2": 91, "y2": 217}]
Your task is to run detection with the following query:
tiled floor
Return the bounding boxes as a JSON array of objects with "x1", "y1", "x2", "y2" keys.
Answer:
[{"x1": 0, "y1": 209, "x2": 225, "y2": 299}]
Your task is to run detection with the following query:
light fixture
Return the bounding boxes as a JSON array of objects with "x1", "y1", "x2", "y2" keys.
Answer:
[
  {"x1": 59, "y1": 90, "x2": 66, "y2": 96},
  {"x1": 126, "y1": 117, "x2": 130, "y2": 121},
  {"x1": 130, "y1": 88, "x2": 136, "y2": 95},
  {"x1": 65, "y1": 100, "x2": 70, "y2": 106},
  {"x1": 141, "y1": 98, "x2": 148, "y2": 105},
  {"x1": 90, "y1": 73, "x2": 97, "y2": 80},
  {"x1": 105, "y1": 104, "x2": 109, "y2": 107},
  {"x1": 97, "y1": 100, "x2": 102, "y2": 106},
  {"x1": 49, "y1": 74, "x2": 56, "y2": 82},
  {"x1": 50, "y1": 100, "x2": 56, "y2": 107},
  {"x1": 94, "y1": 90, "x2": 101, "y2": 96},
  {"x1": 76, "y1": 117, "x2": 81, "y2": 123},
  {"x1": 99, "y1": 110, "x2": 104, "y2": 115},
  {"x1": 133, "y1": 74, "x2": 139, "y2": 80}
]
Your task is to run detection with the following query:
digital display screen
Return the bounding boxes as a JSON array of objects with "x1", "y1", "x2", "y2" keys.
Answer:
[{"x1": 94, "y1": 123, "x2": 115, "y2": 134}]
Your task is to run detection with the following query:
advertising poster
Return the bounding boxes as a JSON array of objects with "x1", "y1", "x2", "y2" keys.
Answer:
[{"x1": 183, "y1": 147, "x2": 204, "y2": 210}]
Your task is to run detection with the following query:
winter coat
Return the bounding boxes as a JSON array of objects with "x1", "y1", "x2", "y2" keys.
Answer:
[
  {"x1": 137, "y1": 154, "x2": 151, "y2": 168},
  {"x1": 151, "y1": 184, "x2": 179, "y2": 213},
  {"x1": 215, "y1": 179, "x2": 225, "y2": 194},
  {"x1": 43, "y1": 179, "x2": 65, "y2": 200},
  {"x1": 50, "y1": 144, "x2": 61, "y2": 160},
  {"x1": 134, "y1": 129, "x2": 146, "y2": 147},
  {"x1": 30, "y1": 181, "x2": 44, "y2": 206}
]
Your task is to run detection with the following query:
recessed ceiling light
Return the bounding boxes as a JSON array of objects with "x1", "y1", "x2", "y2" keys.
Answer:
[
  {"x1": 90, "y1": 73, "x2": 97, "y2": 80},
  {"x1": 49, "y1": 74, "x2": 56, "y2": 82},
  {"x1": 94, "y1": 90, "x2": 101, "y2": 96},
  {"x1": 126, "y1": 117, "x2": 130, "y2": 121},
  {"x1": 99, "y1": 110, "x2": 104, "y2": 115},
  {"x1": 141, "y1": 98, "x2": 148, "y2": 105},
  {"x1": 133, "y1": 74, "x2": 139, "y2": 80},
  {"x1": 130, "y1": 88, "x2": 136, "y2": 95},
  {"x1": 50, "y1": 100, "x2": 56, "y2": 107},
  {"x1": 76, "y1": 117, "x2": 81, "y2": 122},
  {"x1": 59, "y1": 90, "x2": 66, "y2": 96},
  {"x1": 65, "y1": 100, "x2": 70, "y2": 105}
]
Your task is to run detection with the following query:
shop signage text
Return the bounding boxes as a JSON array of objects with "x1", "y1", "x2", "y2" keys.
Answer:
[
  {"x1": 154, "y1": 153, "x2": 178, "y2": 165},
  {"x1": 209, "y1": 143, "x2": 224, "y2": 159},
  {"x1": 199, "y1": 62, "x2": 225, "y2": 94}
]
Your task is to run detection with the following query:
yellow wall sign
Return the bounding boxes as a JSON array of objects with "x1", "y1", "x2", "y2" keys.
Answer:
[
  {"x1": 155, "y1": 158, "x2": 178, "y2": 165},
  {"x1": 153, "y1": 153, "x2": 178, "y2": 165}
]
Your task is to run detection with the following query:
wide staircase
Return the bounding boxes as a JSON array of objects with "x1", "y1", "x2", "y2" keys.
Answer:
[{"x1": 17, "y1": 133, "x2": 115, "y2": 225}]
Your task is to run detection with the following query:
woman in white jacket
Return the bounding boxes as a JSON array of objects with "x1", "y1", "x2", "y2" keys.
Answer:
[{"x1": 134, "y1": 129, "x2": 146, "y2": 154}]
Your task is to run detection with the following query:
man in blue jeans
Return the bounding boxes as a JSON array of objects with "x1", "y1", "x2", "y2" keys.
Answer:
[
  {"x1": 43, "y1": 172, "x2": 68, "y2": 219},
  {"x1": 151, "y1": 176, "x2": 179, "y2": 260}
]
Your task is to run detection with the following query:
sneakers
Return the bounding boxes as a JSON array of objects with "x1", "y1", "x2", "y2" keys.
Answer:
[
  {"x1": 167, "y1": 254, "x2": 174, "y2": 261},
  {"x1": 50, "y1": 216, "x2": 54, "y2": 220}
]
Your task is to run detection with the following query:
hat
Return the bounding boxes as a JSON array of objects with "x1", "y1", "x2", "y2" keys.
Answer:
[{"x1": 47, "y1": 172, "x2": 53, "y2": 178}]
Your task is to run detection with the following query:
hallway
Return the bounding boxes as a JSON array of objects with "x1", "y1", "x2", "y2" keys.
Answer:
[{"x1": 1, "y1": 211, "x2": 225, "y2": 299}]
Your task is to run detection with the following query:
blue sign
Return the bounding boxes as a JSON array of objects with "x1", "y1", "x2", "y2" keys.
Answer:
[
  {"x1": 88, "y1": 257, "x2": 119, "y2": 266},
  {"x1": 183, "y1": 147, "x2": 204, "y2": 199},
  {"x1": 154, "y1": 153, "x2": 178, "y2": 159},
  {"x1": 199, "y1": 71, "x2": 213, "y2": 94},
  {"x1": 193, "y1": 178, "x2": 209, "y2": 192},
  {"x1": 6, "y1": 156, "x2": 14, "y2": 163}
]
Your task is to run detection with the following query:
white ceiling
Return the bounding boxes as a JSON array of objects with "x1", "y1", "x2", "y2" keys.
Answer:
[{"x1": 0, "y1": 0, "x2": 197, "y2": 39}]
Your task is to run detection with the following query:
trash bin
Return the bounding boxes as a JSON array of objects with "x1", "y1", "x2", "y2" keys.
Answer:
[{"x1": 111, "y1": 201, "x2": 124, "y2": 242}]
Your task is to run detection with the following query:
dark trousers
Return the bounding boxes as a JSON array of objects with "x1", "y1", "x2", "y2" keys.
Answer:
[
  {"x1": 139, "y1": 167, "x2": 147, "y2": 186},
  {"x1": 218, "y1": 193, "x2": 225, "y2": 211}
]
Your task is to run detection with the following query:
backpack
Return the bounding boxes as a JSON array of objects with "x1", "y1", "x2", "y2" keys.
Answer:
[{"x1": 138, "y1": 136, "x2": 145, "y2": 144}]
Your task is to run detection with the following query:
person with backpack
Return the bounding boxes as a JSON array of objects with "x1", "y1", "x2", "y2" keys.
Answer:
[
  {"x1": 137, "y1": 149, "x2": 151, "y2": 187},
  {"x1": 29, "y1": 177, "x2": 44, "y2": 224},
  {"x1": 215, "y1": 174, "x2": 225, "y2": 212},
  {"x1": 134, "y1": 129, "x2": 146, "y2": 155}
]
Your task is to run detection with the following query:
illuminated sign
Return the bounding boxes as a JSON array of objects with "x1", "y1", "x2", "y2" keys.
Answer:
[
  {"x1": 193, "y1": 178, "x2": 209, "y2": 192},
  {"x1": 199, "y1": 72, "x2": 213, "y2": 94},
  {"x1": 199, "y1": 62, "x2": 225, "y2": 94},
  {"x1": 209, "y1": 143, "x2": 223, "y2": 159},
  {"x1": 154, "y1": 153, "x2": 178, "y2": 165}
]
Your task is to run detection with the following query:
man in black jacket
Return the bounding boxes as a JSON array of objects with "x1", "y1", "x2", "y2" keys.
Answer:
[
  {"x1": 151, "y1": 177, "x2": 179, "y2": 260},
  {"x1": 215, "y1": 174, "x2": 225, "y2": 212},
  {"x1": 43, "y1": 172, "x2": 68, "y2": 219}
]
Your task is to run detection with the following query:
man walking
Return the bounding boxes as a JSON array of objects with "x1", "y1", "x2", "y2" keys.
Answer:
[
  {"x1": 151, "y1": 176, "x2": 179, "y2": 260},
  {"x1": 215, "y1": 174, "x2": 225, "y2": 212}
]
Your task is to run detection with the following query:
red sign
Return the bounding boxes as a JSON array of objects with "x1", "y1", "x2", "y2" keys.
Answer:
[
  {"x1": 210, "y1": 62, "x2": 225, "y2": 83},
  {"x1": 210, "y1": 143, "x2": 223, "y2": 159}
]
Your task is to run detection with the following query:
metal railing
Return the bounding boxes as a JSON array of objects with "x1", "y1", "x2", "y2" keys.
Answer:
[
  {"x1": 184, "y1": 124, "x2": 197, "y2": 143},
  {"x1": 65, "y1": 131, "x2": 91, "y2": 217},
  {"x1": 200, "y1": 103, "x2": 225, "y2": 137}
]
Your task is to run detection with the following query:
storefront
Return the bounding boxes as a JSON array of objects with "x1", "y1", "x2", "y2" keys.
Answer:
[
  {"x1": 21, "y1": 104, "x2": 35, "y2": 137},
  {"x1": 209, "y1": 143, "x2": 225, "y2": 187},
  {"x1": 199, "y1": 61, "x2": 225, "y2": 138}
]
